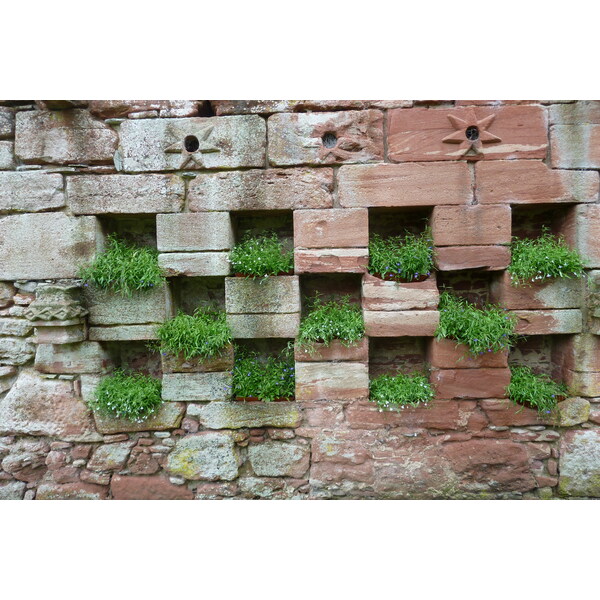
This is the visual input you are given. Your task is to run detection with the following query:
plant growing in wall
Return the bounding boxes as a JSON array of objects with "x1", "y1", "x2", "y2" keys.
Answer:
[
  {"x1": 370, "y1": 371, "x2": 434, "y2": 411},
  {"x1": 297, "y1": 295, "x2": 365, "y2": 350},
  {"x1": 507, "y1": 365, "x2": 568, "y2": 415},
  {"x1": 508, "y1": 228, "x2": 585, "y2": 286},
  {"x1": 232, "y1": 345, "x2": 295, "y2": 402},
  {"x1": 368, "y1": 228, "x2": 434, "y2": 282},
  {"x1": 435, "y1": 291, "x2": 518, "y2": 356},
  {"x1": 79, "y1": 235, "x2": 165, "y2": 296},
  {"x1": 89, "y1": 369, "x2": 163, "y2": 422},
  {"x1": 229, "y1": 232, "x2": 294, "y2": 278}
]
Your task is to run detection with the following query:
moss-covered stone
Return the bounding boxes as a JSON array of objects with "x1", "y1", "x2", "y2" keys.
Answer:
[{"x1": 555, "y1": 397, "x2": 590, "y2": 426}]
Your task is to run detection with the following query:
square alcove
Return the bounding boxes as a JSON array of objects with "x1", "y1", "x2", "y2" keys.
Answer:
[
  {"x1": 369, "y1": 337, "x2": 429, "y2": 378},
  {"x1": 104, "y1": 340, "x2": 162, "y2": 378},
  {"x1": 368, "y1": 206, "x2": 431, "y2": 239},
  {"x1": 300, "y1": 273, "x2": 363, "y2": 317},
  {"x1": 169, "y1": 276, "x2": 225, "y2": 315},
  {"x1": 436, "y1": 270, "x2": 495, "y2": 307},
  {"x1": 511, "y1": 203, "x2": 576, "y2": 241},
  {"x1": 98, "y1": 214, "x2": 157, "y2": 248},
  {"x1": 231, "y1": 209, "x2": 294, "y2": 251}
]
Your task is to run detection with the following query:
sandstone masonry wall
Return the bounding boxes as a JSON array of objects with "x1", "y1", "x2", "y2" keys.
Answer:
[{"x1": 1, "y1": 99, "x2": 599, "y2": 500}]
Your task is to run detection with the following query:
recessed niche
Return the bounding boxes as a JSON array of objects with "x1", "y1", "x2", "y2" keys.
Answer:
[
  {"x1": 511, "y1": 204, "x2": 576, "y2": 240},
  {"x1": 235, "y1": 338, "x2": 293, "y2": 358},
  {"x1": 508, "y1": 334, "x2": 570, "y2": 380},
  {"x1": 369, "y1": 206, "x2": 431, "y2": 239},
  {"x1": 99, "y1": 215, "x2": 157, "y2": 248},
  {"x1": 170, "y1": 276, "x2": 225, "y2": 315},
  {"x1": 231, "y1": 210, "x2": 293, "y2": 246},
  {"x1": 436, "y1": 270, "x2": 495, "y2": 306},
  {"x1": 300, "y1": 273, "x2": 362, "y2": 317},
  {"x1": 105, "y1": 341, "x2": 162, "y2": 378},
  {"x1": 369, "y1": 337, "x2": 428, "y2": 378}
]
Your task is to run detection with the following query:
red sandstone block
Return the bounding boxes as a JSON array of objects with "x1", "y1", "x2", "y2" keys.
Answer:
[
  {"x1": 294, "y1": 248, "x2": 368, "y2": 273},
  {"x1": 294, "y1": 338, "x2": 368, "y2": 362},
  {"x1": 480, "y1": 399, "x2": 553, "y2": 427},
  {"x1": 427, "y1": 338, "x2": 508, "y2": 369},
  {"x1": 476, "y1": 160, "x2": 599, "y2": 204},
  {"x1": 111, "y1": 475, "x2": 193, "y2": 500},
  {"x1": 490, "y1": 271, "x2": 583, "y2": 310},
  {"x1": 432, "y1": 205, "x2": 511, "y2": 246},
  {"x1": 295, "y1": 361, "x2": 369, "y2": 401},
  {"x1": 434, "y1": 246, "x2": 510, "y2": 271},
  {"x1": 550, "y1": 124, "x2": 600, "y2": 169},
  {"x1": 514, "y1": 309, "x2": 582, "y2": 335},
  {"x1": 388, "y1": 106, "x2": 548, "y2": 162},
  {"x1": 361, "y1": 273, "x2": 439, "y2": 311},
  {"x1": 431, "y1": 368, "x2": 510, "y2": 399},
  {"x1": 562, "y1": 204, "x2": 600, "y2": 268},
  {"x1": 337, "y1": 163, "x2": 472, "y2": 208},
  {"x1": 455, "y1": 100, "x2": 539, "y2": 106},
  {"x1": 293, "y1": 208, "x2": 368, "y2": 248},
  {"x1": 364, "y1": 310, "x2": 439, "y2": 337},
  {"x1": 551, "y1": 334, "x2": 600, "y2": 373}
]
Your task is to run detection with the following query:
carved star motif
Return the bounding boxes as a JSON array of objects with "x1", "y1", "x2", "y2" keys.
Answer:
[
  {"x1": 164, "y1": 125, "x2": 220, "y2": 169},
  {"x1": 441, "y1": 109, "x2": 502, "y2": 158}
]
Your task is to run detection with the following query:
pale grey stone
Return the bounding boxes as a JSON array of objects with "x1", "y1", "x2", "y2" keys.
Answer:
[
  {"x1": 167, "y1": 433, "x2": 240, "y2": 481},
  {"x1": 157, "y1": 213, "x2": 234, "y2": 251},
  {"x1": 0, "y1": 337, "x2": 35, "y2": 365},
  {"x1": 550, "y1": 124, "x2": 600, "y2": 169},
  {"x1": 88, "y1": 325, "x2": 159, "y2": 341},
  {"x1": 188, "y1": 401, "x2": 301, "y2": 429},
  {"x1": 67, "y1": 174, "x2": 184, "y2": 214},
  {"x1": 0, "y1": 480, "x2": 26, "y2": 500},
  {"x1": 118, "y1": 115, "x2": 265, "y2": 172},
  {"x1": 87, "y1": 442, "x2": 133, "y2": 471},
  {"x1": 158, "y1": 252, "x2": 230, "y2": 277},
  {"x1": 15, "y1": 109, "x2": 118, "y2": 165},
  {"x1": 0, "y1": 108, "x2": 14, "y2": 139},
  {"x1": 225, "y1": 276, "x2": 300, "y2": 314},
  {"x1": 0, "y1": 141, "x2": 14, "y2": 169},
  {"x1": 0, "y1": 213, "x2": 101, "y2": 280},
  {"x1": 559, "y1": 429, "x2": 600, "y2": 497},
  {"x1": 0, "y1": 172, "x2": 65, "y2": 213},
  {"x1": 162, "y1": 372, "x2": 232, "y2": 402},
  {"x1": 0, "y1": 318, "x2": 33, "y2": 337},
  {"x1": 226, "y1": 313, "x2": 300, "y2": 338},
  {"x1": 248, "y1": 441, "x2": 310, "y2": 478}
]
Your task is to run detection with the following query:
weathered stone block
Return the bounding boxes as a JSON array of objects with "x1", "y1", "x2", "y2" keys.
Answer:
[
  {"x1": 294, "y1": 338, "x2": 368, "y2": 362},
  {"x1": 338, "y1": 163, "x2": 472, "y2": 207},
  {"x1": 0, "y1": 318, "x2": 32, "y2": 337},
  {"x1": 118, "y1": 115, "x2": 265, "y2": 172},
  {"x1": 88, "y1": 325, "x2": 159, "y2": 341},
  {"x1": 225, "y1": 276, "x2": 300, "y2": 314},
  {"x1": 388, "y1": 106, "x2": 547, "y2": 161},
  {"x1": 158, "y1": 252, "x2": 230, "y2": 277},
  {"x1": 0, "y1": 369, "x2": 101, "y2": 441},
  {"x1": 555, "y1": 397, "x2": 590, "y2": 426},
  {"x1": 268, "y1": 110, "x2": 384, "y2": 166},
  {"x1": 34, "y1": 324, "x2": 86, "y2": 345},
  {"x1": 294, "y1": 248, "x2": 368, "y2": 273},
  {"x1": 15, "y1": 109, "x2": 118, "y2": 164},
  {"x1": 295, "y1": 361, "x2": 369, "y2": 401},
  {"x1": 161, "y1": 372, "x2": 232, "y2": 402},
  {"x1": 226, "y1": 313, "x2": 300, "y2": 338},
  {"x1": 514, "y1": 309, "x2": 582, "y2": 335},
  {"x1": 0, "y1": 107, "x2": 14, "y2": 139},
  {"x1": 111, "y1": 474, "x2": 194, "y2": 499},
  {"x1": 434, "y1": 245, "x2": 511, "y2": 271},
  {"x1": 559, "y1": 429, "x2": 600, "y2": 497},
  {"x1": 549, "y1": 101, "x2": 600, "y2": 125},
  {"x1": 87, "y1": 442, "x2": 133, "y2": 471},
  {"x1": 34, "y1": 342, "x2": 112, "y2": 374},
  {"x1": 93, "y1": 403, "x2": 185, "y2": 434},
  {"x1": 67, "y1": 174, "x2": 184, "y2": 214},
  {"x1": 480, "y1": 399, "x2": 552, "y2": 427},
  {"x1": 362, "y1": 273, "x2": 439, "y2": 311},
  {"x1": 0, "y1": 213, "x2": 100, "y2": 280},
  {"x1": 0, "y1": 141, "x2": 14, "y2": 169},
  {"x1": 0, "y1": 282, "x2": 15, "y2": 308},
  {"x1": 364, "y1": 310, "x2": 439, "y2": 337},
  {"x1": 562, "y1": 369, "x2": 600, "y2": 397},
  {"x1": 36, "y1": 482, "x2": 108, "y2": 500},
  {"x1": 161, "y1": 344, "x2": 234, "y2": 373},
  {"x1": 188, "y1": 168, "x2": 333, "y2": 211},
  {"x1": 550, "y1": 124, "x2": 600, "y2": 169},
  {"x1": 491, "y1": 272, "x2": 582, "y2": 310},
  {"x1": 0, "y1": 337, "x2": 35, "y2": 366},
  {"x1": 166, "y1": 432, "x2": 241, "y2": 481},
  {"x1": 248, "y1": 441, "x2": 310, "y2": 478},
  {"x1": 88, "y1": 100, "x2": 199, "y2": 119},
  {"x1": 187, "y1": 401, "x2": 301, "y2": 429},
  {"x1": 0, "y1": 481, "x2": 26, "y2": 500},
  {"x1": 428, "y1": 338, "x2": 508, "y2": 369},
  {"x1": 431, "y1": 368, "x2": 510, "y2": 399},
  {"x1": 552, "y1": 334, "x2": 600, "y2": 373},
  {"x1": 562, "y1": 204, "x2": 600, "y2": 268},
  {"x1": 432, "y1": 205, "x2": 511, "y2": 246},
  {"x1": 294, "y1": 208, "x2": 368, "y2": 249},
  {"x1": 156, "y1": 212, "x2": 233, "y2": 251},
  {"x1": 476, "y1": 160, "x2": 599, "y2": 204},
  {"x1": 84, "y1": 283, "x2": 171, "y2": 325}
]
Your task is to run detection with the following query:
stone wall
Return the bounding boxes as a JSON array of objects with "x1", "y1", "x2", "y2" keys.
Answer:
[{"x1": 1, "y1": 99, "x2": 599, "y2": 500}]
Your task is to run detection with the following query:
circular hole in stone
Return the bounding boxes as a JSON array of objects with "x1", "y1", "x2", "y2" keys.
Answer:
[
  {"x1": 322, "y1": 132, "x2": 338, "y2": 148},
  {"x1": 184, "y1": 135, "x2": 200, "y2": 152},
  {"x1": 465, "y1": 126, "x2": 479, "y2": 141}
]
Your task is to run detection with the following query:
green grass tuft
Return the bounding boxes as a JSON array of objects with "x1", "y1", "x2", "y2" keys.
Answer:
[
  {"x1": 507, "y1": 365, "x2": 567, "y2": 415},
  {"x1": 508, "y1": 228, "x2": 585, "y2": 285},
  {"x1": 155, "y1": 308, "x2": 232, "y2": 361},
  {"x1": 297, "y1": 295, "x2": 365, "y2": 349},
  {"x1": 229, "y1": 232, "x2": 294, "y2": 277},
  {"x1": 79, "y1": 235, "x2": 164, "y2": 297},
  {"x1": 232, "y1": 346, "x2": 295, "y2": 402},
  {"x1": 89, "y1": 370, "x2": 163, "y2": 422},
  {"x1": 368, "y1": 229, "x2": 434, "y2": 282},
  {"x1": 436, "y1": 291, "x2": 518, "y2": 355},
  {"x1": 370, "y1": 371, "x2": 434, "y2": 411}
]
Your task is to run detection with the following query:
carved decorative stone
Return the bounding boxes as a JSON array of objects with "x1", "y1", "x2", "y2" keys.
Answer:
[{"x1": 441, "y1": 109, "x2": 502, "y2": 159}]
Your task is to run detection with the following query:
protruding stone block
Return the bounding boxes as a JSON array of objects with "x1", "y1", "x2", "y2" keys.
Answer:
[
  {"x1": 337, "y1": 163, "x2": 472, "y2": 208},
  {"x1": 294, "y1": 338, "x2": 368, "y2": 362},
  {"x1": 295, "y1": 361, "x2": 369, "y2": 401},
  {"x1": 187, "y1": 401, "x2": 302, "y2": 429},
  {"x1": 118, "y1": 115, "x2": 266, "y2": 172},
  {"x1": 92, "y1": 402, "x2": 185, "y2": 433},
  {"x1": 294, "y1": 208, "x2": 368, "y2": 248},
  {"x1": 0, "y1": 213, "x2": 100, "y2": 280},
  {"x1": 431, "y1": 368, "x2": 510, "y2": 399},
  {"x1": 550, "y1": 124, "x2": 600, "y2": 169},
  {"x1": 188, "y1": 168, "x2": 333, "y2": 211},
  {"x1": 268, "y1": 110, "x2": 384, "y2": 166},
  {"x1": 225, "y1": 276, "x2": 300, "y2": 314},
  {"x1": 158, "y1": 252, "x2": 230, "y2": 277},
  {"x1": 561, "y1": 370, "x2": 600, "y2": 398},
  {"x1": 15, "y1": 109, "x2": 118, "y2": 165},
  {"x1": 434, "y1": 245, "x2": 510, "y2": 271},
  {"x1": 156, "y1": 212, "x2": 233, "y2": 251},
  {"x1": 226, "y1": 313, "x2": 300, "y2": 339},
  {"x1": 161, "y1": 344, "x2": 234, "y2": 373},
  {"x1": 562, "y1": 204, "x2": 600, "y2": 268},
  {"x1": 67, "y1": 174, "x2": 184, "y2": 214},
  {"x1": 364, "y1": 310, "x2": 439, "y2": 337},
  {"x1": 34, "y1": 342, "x2": 112, "y2": 374},
  {"x1": 88, "y1": 325, "x2": 159, "y2": 341},
  {"x1": 514, "y1": 309, "x2": 582, "y2": 335},
  {"x1": 362, "y1": 273, "x2": 439, "y2": 311},
  {"x1": 294, "y1": 248, "x2": 368, "y2": 273},
  {"x1": 432, "y1": 205, "x2": 511, "y2": 246},
  {"x1": 161, "y1": 372, "x2": 232, "y2": 402},
  {"x1": 480, "y1": 399, "x2": 552, "y2": 427},
  {"x1": 427, "y1": 338, "x2": 508, "y2": 369}
]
